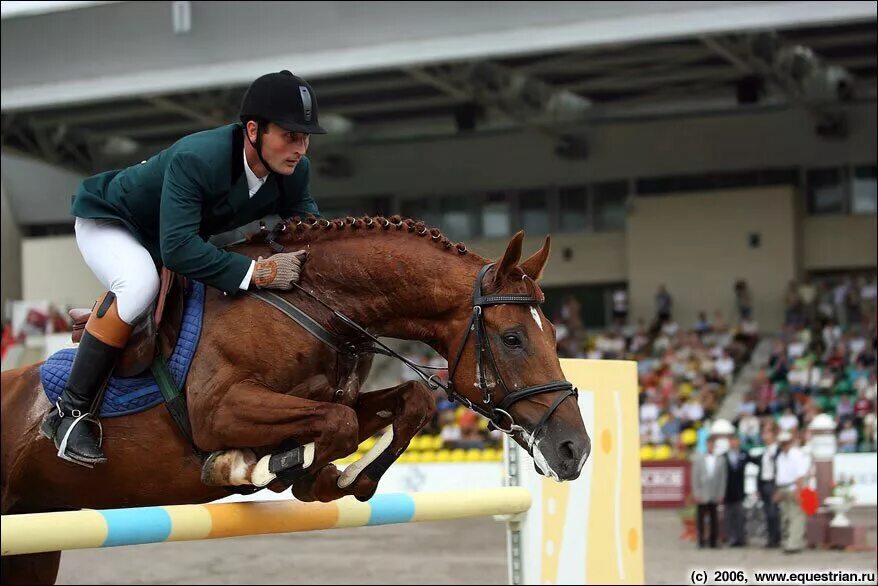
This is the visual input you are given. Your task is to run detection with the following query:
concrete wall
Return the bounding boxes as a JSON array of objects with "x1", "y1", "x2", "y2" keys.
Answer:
[
  {"x1": 803, "y1": 215, "x2": 878, "y2": 272},
  {"x1": 21, "y1": 235, "x2": 103, "y2": 309},
  {"x1": 467, "y1": 232, "x2": 627, "y2": 287},
  {"x1": 1, "y1": 182, "x2": 22, "y2": 319},
  {"x1": 0, "y1": 152, "x2": 85, "y2": 225},
  {"x1": 625, "y1": 186, "x2": 798, "y2": 332}
]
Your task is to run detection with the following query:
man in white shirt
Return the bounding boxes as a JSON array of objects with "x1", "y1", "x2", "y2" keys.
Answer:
[
  {"x1": 773, "y1": 430, "x2": 810, "y2": 553},
  {"x1": 714, "y1": 351, "x2": 735, "y2": 386}
]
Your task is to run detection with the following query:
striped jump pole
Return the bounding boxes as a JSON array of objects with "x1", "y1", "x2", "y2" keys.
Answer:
[{"x1": 1, "y1": 487, "x2": 530, "y2": 557}]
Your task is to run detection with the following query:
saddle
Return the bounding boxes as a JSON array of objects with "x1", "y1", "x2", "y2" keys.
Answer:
[{"x1": 69, "y1": 268, "x2": 190, "y2": 377}]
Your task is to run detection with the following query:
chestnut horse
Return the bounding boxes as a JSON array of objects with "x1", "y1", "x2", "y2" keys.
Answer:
[{"x1": 1, "y1": 216, "x2": 590, "y2": 585}]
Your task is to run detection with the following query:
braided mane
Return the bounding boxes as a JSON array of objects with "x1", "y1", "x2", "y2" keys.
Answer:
[{"x1": 256, "y1": 214, "x2": 474, "y2": 257}]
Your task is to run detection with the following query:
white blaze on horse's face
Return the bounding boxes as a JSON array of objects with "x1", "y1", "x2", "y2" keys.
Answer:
[{"x1": 529, "y1": 306, "x2": 544, "y2": 332}]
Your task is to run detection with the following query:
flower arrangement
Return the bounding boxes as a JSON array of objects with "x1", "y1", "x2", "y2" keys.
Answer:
[{"x1": 831, "y1": 476, "x2": 856, "y2": 503}]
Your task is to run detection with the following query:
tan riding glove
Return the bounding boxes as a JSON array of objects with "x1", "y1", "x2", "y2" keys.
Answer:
[{"x1": 252, "y1": 250, "x2": 307, "y2": 290}]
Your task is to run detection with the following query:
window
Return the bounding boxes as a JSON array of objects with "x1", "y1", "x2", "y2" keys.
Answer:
[
  {"x1": 559, "y1": 186, "x2": 588, "y2": 232},
  {"x1": 852, "y1": 165, "x2": 877, "y2": 215},
  {"x1": 482, "y1": 191, "x2": 511, "y2": 237},
  {"x1": 807, "y1": 167, "x2": 847, "y2": 215},
  {"x1": 22, "y1": 223, "x2": 76, "y2": 237},
  {"x1": 636, "y1": 168, "x2": 798, "y2": 196},
  {"x1": 520, "y1": 189, "x2": 550, "y2": 234},
  {"x1": 440, "y1": 195, "x2": 473, "y2": 240},
  {"x1": 593, "y1": 181, "x2": 628, "y2": 231}
]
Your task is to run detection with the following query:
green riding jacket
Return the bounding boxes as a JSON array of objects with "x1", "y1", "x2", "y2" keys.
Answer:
[{"x1": 71, "y1": 123, "x2": 320, "y2": 294}]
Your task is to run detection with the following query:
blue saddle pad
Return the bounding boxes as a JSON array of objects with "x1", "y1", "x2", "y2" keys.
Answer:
[{"x1": 40, "y1": 281, "x2": 206, "y2": 418}]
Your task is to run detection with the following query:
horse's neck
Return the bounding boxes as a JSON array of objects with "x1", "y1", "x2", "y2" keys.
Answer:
[{"x1": 281, "y1": 234, "x2": 483, "y2": 355}]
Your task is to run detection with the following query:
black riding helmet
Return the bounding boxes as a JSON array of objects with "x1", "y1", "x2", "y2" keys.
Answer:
[
  {"x1": 239, "y1": 70, "x2": 327, "y2": 173},
  {"x1": 240, "y1": 70, "x2": 327, "y2": 134}
]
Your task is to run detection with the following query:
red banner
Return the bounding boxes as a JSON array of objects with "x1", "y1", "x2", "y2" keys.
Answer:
[{"x1": 641, "y1": 460, "x2": 691, "y2": 508}]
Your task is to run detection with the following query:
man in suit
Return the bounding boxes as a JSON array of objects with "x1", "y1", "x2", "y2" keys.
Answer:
[
  {"x1": 42, "y1": 70, "x2": 325, "y2": 467},
  {"x1": 748, "y1": 424, "x2": 782, "y2": 548},
  {"x1": 724, "y1": 434, "x2": 748, "y2": 546},
  {"x1": 691, "y1": 436, "x2": 727, "y2": 548}
]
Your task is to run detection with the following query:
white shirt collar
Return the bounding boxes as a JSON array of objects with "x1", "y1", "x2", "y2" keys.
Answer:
[{"x1": 243, "y1": 148, "x2": 267, "y2": 198}]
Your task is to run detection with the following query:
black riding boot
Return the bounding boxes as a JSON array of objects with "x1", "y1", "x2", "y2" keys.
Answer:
[{"x1": 41, "y1": 291, "x2": 132, "y2": 467}]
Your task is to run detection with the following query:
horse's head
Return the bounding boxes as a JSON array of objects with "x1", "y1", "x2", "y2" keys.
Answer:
[{"x1": 446, "y1": 231, "x2": 590, "y2": 481}]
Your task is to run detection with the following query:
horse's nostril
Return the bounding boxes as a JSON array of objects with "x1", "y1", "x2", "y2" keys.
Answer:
[{"x1": 559, "y1": 439, "x2": 578, "y2": 461}]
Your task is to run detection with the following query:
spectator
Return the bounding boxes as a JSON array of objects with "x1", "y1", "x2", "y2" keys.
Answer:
[
  {"x1": 837, "y1": 419, "x2": 858, "y2": 453},
  {"x1": 862, "y1": 276, "x2": 877, "y2": 319},
  {"x1": 559, "y1": 295, "x2": 583, "y2": 336},
  {"x1": 714, "y1": 350, "x2": 735, "y2": 386},
  {"x1": 457, "y1": 410, "x2": 484, "y2": 449},
  {"x1": 640, "y1": 395, "x2": 662, "y2": 445},
  {"x1": 854, "y1": 391, "x2": 875, "y2": 430},
  {"x1": 751, "y1": 425, "x2": 782, "y2": 548},
  {"x1": 833, "y1": 279, "x2": 850, "y2": 328},
  {"x1": 694, "y1": 311, "x2": 712, "y2": 336},
  {"x1": 734, "y1": 279, "x2": 753, "y2": 321},
  {"x1": 691, "y1": 436, "x2": 727, "y2": 549},
  {"x1": 738, "y1": 412, "x2": 761, "y2": 448},
  {"x1": 778, "y1": 407, "x2": 799, "y2": 432},
  {"x1": 863, "y1": 413, "x2": 877, "y2": 451},
  {"x1": 723, "y1": 435, "x2": 748, "y2": 547},
  {"x1": 846, "y1": 279, "x2": 863, "y2": 328},
  {"x1": 439, "y1": 410, "x2": 461, "y2": 448},
  {"x1": 683, "y1": 396, "x2": 705, "y2": 424},
  {"x1": 835, "y1": 395, "x2": 854, "y2": 421},
  {"x1": 736, "y1": 391, "x2": 756, "y2": 417},
  {"x1": 660, "y1": 410, "x2": 683, "y2": 447},
  {"x1": 612, "y1": 288, "x2": 629, "y2": 327},
  {"x1": 774, "y1": 430, "x2": 810, "y2": 554},
  {"x1": 784, "y1": 281, "x2": 804, "y2": 328},
  {"x1": 655, "y1": 285, "x2": 673, "y2": 326},
  {"x1": 817, "y1": 281, "x2": 835, "y2": 322},
  {"x1": 798, "y1": 278, "x2": 817, "y2": 327}
]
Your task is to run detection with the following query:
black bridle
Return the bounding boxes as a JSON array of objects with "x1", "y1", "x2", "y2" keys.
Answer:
[
  {"x1": 443, "y1": 263, "x2": 578, "y2": 445},
  {"x1": 272, "y1": 263, "x2": 579, "y2": 452}
]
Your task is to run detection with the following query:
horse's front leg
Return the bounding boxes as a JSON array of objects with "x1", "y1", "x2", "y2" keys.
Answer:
[
  {"x1": 292, "y1": 380, "x2": 436, "y2": 503},
  {"x1": 196, "y1": 379, "x2": 360, "y2": 489}
]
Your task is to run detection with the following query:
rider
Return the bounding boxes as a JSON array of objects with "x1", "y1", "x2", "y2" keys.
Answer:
[{"x1": 42, "y1": 70, "x2": 326, "y2": 468}]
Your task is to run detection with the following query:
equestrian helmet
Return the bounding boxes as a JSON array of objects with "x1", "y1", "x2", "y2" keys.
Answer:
[{"x1": 239, "y1": 70, "x2": 327, "y2": 134}]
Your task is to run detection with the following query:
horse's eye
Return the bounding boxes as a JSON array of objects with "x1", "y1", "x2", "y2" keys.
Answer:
[{"x1": 503, "y1": 334, "x2": 522, "y2": 348}]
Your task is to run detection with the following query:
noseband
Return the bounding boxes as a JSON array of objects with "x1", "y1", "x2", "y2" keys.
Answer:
[{"x1": 444, "y1": 263, "x2": 578, "y2": 445}]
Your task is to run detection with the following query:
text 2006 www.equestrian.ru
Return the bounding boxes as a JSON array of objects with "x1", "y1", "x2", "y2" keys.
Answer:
[{"x1": 688, "y1": 567, "x2": 876, "y2": 584}]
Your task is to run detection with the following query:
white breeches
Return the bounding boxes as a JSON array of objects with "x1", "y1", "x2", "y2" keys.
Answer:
[{"x1": 74, "y1": 217, "x2": 160, "y2": 325}]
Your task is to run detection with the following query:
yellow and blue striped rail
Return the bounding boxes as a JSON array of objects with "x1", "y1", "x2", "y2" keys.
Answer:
[{"x1": 1, "y1": 487, "x2": 530, "y2": 556}]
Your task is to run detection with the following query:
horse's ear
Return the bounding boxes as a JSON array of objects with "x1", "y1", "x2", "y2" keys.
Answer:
[
  {"x1": 520, "y1": 236, "x2": 551, "y2": 282},
  {"x1": 493, "y1": 231, "x2": 524, "y2": 287}
]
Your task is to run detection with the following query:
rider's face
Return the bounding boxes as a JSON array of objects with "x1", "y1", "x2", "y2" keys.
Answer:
[{"x1": 248, "y1": 121, "x2": 310, "y2": 175}]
